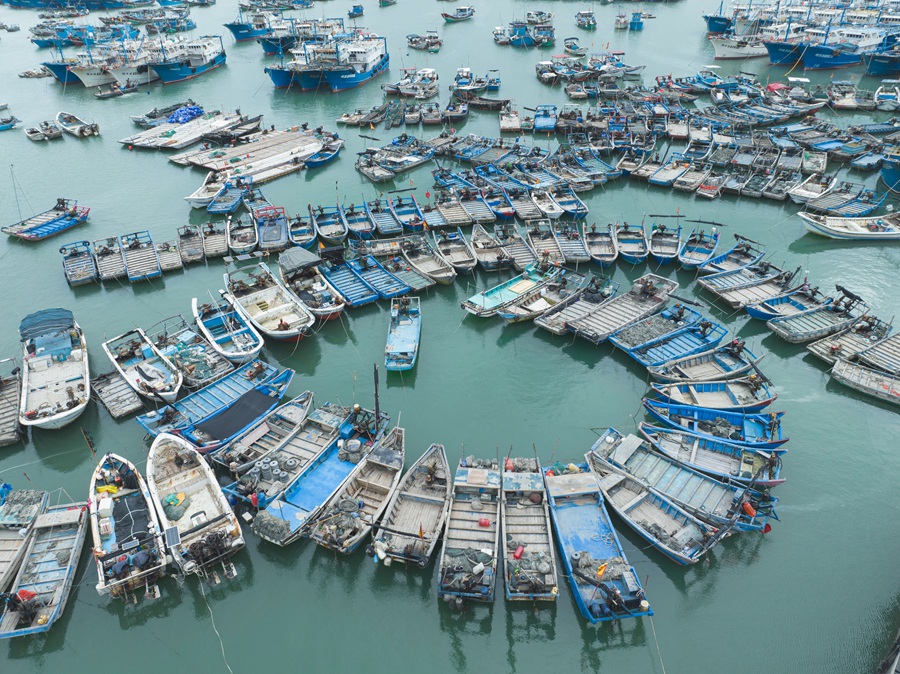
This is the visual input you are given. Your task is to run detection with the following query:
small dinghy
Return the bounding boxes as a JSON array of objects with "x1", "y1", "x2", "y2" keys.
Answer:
[
  {"x1": 642, "y1": 399, "x2": 787, "y2": 449},
  {"x1": 697, "y1": 234, "x2": 765, "y2": 274},
  {"x1": 525, "y1": 219, "x2": 565, "y2": 265},
  {"x1": 201, "y1": 220, "x2": 228, "y2": 258},
  {"x1": 18, "y1": 309, "x2": 90, "y2": 430},
  {"x1": 370, "y1": 443, "x2": 451, "y2": 568},
  {"x1": 385, "y1": 297, "x2": 421, "y2": 371},
  {"x1": 647, "y1": 340, "x2": 764, "y2": 382},
  {"x1": 102, "y1": 328, "x2": 182, "y2": 403},
  {"x1": 177, "y1": 224, "x2": 205, "y2": 264},
  {"x1": 648, "y1": 224, "x2": 682, "y2": 265},
  {"x1": 146, "y1": 434, "x2": 244, "y2": 582},
  {"x1": 88, "y1": 454, "x2": 166, "y2": 601},
  {"x1": 278, "y1": 247, "x2": 347, "y2": 321},
  {"x1": 545, "y1": 466, "x2": 652, "y2": 622},
  {"x1": 56, "y1": 111, "x2": 99, "y2": 137},
  {"x1": 584, "y1": 223, "x2": 618, "y2": 267},
  {"x1": 615, "y1": 221, "x2": 649, "y2": 264},
  {"x1": 191, "y1": 296, "x2": 264, "y2": 364},
  {"x1": 470, "y1": 223, "x2": 514, "y2": 272},
  {"x1": 0, "y1": 487, "x2": 48, "y2": 591},
  {"x1": 308, "y1": 427, "x2": 406, "y2": 554},
  {"x1": 59, "y1": 240, "x2": 98, "y2": 286},
  {"x1": 649, "y1": 376, "x2": 776, "y2": 412},
  {"x1": 401, "y1": 236, "x2": 457, "y2": 284},
  {"x1": 226, "y1": 214, "x2": 258, "y2": 254},
  {"x1": 432, "y1": 227, "x2": 477, "y2": 272},
  {"x1": 437, "y1": 459, "x2": 502, "y2": 607},
  {"x1": 0, "y1": 497, "x2": 87, "y2": 639}
]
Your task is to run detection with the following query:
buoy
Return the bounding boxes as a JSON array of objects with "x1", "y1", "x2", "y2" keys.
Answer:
[
  {"x1": 742, "y1": 502, "x2": 757, "y2": 517},
  {"x1": 477, "y1": 517, "x2": 490, "y2": 528}
]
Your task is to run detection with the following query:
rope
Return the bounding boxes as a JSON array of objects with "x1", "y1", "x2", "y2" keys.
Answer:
[
  {"x1": 199, "y1": 580, "x2": 235, "y2": 674},
  {"x1": 649, "y1": 615, "x2": 667, "y2": 674}
]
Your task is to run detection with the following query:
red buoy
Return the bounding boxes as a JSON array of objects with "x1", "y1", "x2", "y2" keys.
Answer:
[{"x1": 742, "y1": 502, "x2": 757, "y2": 517}]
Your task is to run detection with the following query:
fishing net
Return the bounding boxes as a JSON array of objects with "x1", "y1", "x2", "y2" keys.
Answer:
[
  {"x1": 441, "y1": 547, "x2": 494, "y2": 591},
  {"x1": 462, "y1": 457, "x2": 498, "y2": 470},
  {"x1": 169, "y1": 343, "x2": 224, "y2": 383},
  {"x1": 0, "y1": 489, "x2": 45, "y2": 522},
  {"x1": 507, "y1": 458, "x2": 538, "y2": 473},
  {"x1": 251, "y1": 510, "x2": 292, "y2": 542},
  {"x1": 614, "y1": 314, "x2": 682, "y2": 348},
  {"x1": 572, "y1": 551, "x2": 629, "y2": 581},
  {"x1": 638, "y1": 521, "x2": 676, "y2": 548}
]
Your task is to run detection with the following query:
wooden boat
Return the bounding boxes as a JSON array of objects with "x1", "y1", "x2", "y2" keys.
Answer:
[
  {"x1": 697, "y1": 234, "x2": 765, "y2": 274},
  {"x1": 648, "y1": 224, "x2": 681, "y2": 265},
  {"x1": 744, "y1": 284, "x2": 830, "y2": 321},
  {"x1": 365, "y1": 199, "x2": 404, "y2": 236},
  {"x1": 806, "y1": 316, "x2": 893, "y2": 365},
  {"x1": 0, "y1": 360, "x2": 23, "y2": 447},
  {"x1": 185, "y1": 171, "x2": 229, "y2": 210},
  {"x1": 457, "y1": 190, "x2": 496, "y2": 225},
  {"x1": 798, "y1": 212, "x2": 900, "y2": 240},
  {"x1": 493, "y1": 223, "x2": 536, "y2": 271},
  {"x1": 639, "y1": 424, "x2": 785, "y2": 488},
  {"x1": 226, "y1": 214, "x2": 258, "y2": 254},
  {"x1": 155, "y1": 240, "x2": 183, "y2": 272},
  {"x1": 3, "y1": 199, "x2": 90, "y2": 242},
  {"x1": 462, "y1": 261, "x2": 561, "y2": 317},
  {"x1": 553, "y1": 221, "x2": 591, "y2": 264},
  {"x1": 120, "y1": 230, "x2": 162, "y2": 282},
  {"x1": 849, "y1": 332, "x2": 900, "y2": 376},
  {"x1": 177, "y1": 224, "x2": 205, "y2": 264},
  {"x1": 437, "y1": 459, "x2": 501, "y2": 607},
  {"x1": 400, "y1": 236, "x2": 457, "y2": 284},
  {"x1": 278, "y1": 247, "x2": 346, "y2": 321},
  {"x1": 567, "y1": 274, "x2": 677, "y2": 344},
  {"x1": 501, "y1": 458, "x2": 558, "y2": 602},
  {"x1": 286, "y1": 212, "x2": 316, "y2": 249},
  {"x1": 480, "y1": 188, "x2": 516, "y2": 221},
  {"x1": 319, "y1": 255, "x2": 380, "y2": 308},
  {"x1": 0, "y1": 488, "x2": 47, "y2": 590},
  {"x1": 642, "y1": 399, "x2": 787, "y2": 449},
  {"x1": 435, "y1": 191, "x2": 474, "y2": 227},
  {"x1": 469, "y1": 223, "x2": 512, "y2": 272},
  {"x1": 56, "y1": 111, "x2": 99, "y2": 137},
  {"x1": 615, "y1": 222, "x2": 649, "y2": 264},
  {"x1": 340, "y1": 203, "x2": 376, "y2": 239},
  {"x1": 18, "y1": 309, "x2": 90, "y2": 430},
  {"x1": 497, "y1": 269, "x2": 589, "y2": 324},
  {"x1": 525, "y1": 219, "x2": 565, "y2": 265},
  {"x1": 533, "y1": 277, "x2": 618, "y2": 335},
  {"x1": 545, "y1": 466, "x2": 652, "y2": 622},
  {"x1": 591, "y1": 428, "x2": 776, "y2": 532},
  {"x1": 370, "y1": 443, "x2": 451, "y2": 568},
  {"x1": 59, "y1": 241, "x2": 98, "y2": 286},
  {"x1": 648, "y1": 341, "x2": 763, "y2": 382},
  {"x1": 700, "y1": 262, "x2": 800, "y2": 310},
  {"x1": 768, "y1": 287, "x2": 867, "y2": 343},
  {"x1": 199, "y1": 220, "x2": 228, "y2": 258},
  {"x1": 586, "y1": 453, "x2": 716, "y2": 566},
  {"x1": 385, "y1": 297, "x2": 421, "y2": 371},
  {"x1": 432, "y1": 227, "x2": 477, "y2": 272},
  {"x1": 650, "y1": 376, "x2": 776, "y2": 412},
  {"x1": 93, "y1": 236, "x2": 127, "y2": 281},
  {"x1": 88, "y1": 454, "x2": 166, "y2": 601},
  {"x1": 253, "y1": 405, "x2": 390, "y2": 546},
  {"x1": 530, "y1": 190, "x2": 564, "y2": 220},
  {"x1": 102, "y1": 328, "x2": 181, "y2": 403},
  {"x1": 224, "y1": 260, "x2": 315, "y2": 342},
  {"x1": 308, "y1": 427, "x2": 406, "y2": 554},
  {"x1": 348, "y1": 256, "x2": 412, "y2": 299},
  {"x1": 830, "y1": 358, "x2": 900, "y2": 407},
  {"x1": 192, "y1": 297, "x2": 264, "y2": 364},
  {"x1": 610, "y1": 307, "x2": 727, "y2": 368},
  {"x1": 216, "y1": 398, "x2": 349, "y2": 507},
  {"x1": 583, "y1": 223, "x2": 618, "y2": 267},
  {"x1": 145, "y1": 314, "x2": 234, "y2": 389},
  {"x1": 0, "y1": 498, "x2": 87, "y2": 639},
  {"x1": 309, "y1": 204, "x2": 349, "y2": 245},
  {"x1": 207, "y1": 178, "x2": 249, "y2": 215},
  {"x1": 389, "y1": 196, "x2": 427, "y2": 232},
  {"x1": 254, "y1": 206, "x2": 290, "y2": 253},
  {"x1": 146, "y1": 434, "x2": 244, "y2": 582}
]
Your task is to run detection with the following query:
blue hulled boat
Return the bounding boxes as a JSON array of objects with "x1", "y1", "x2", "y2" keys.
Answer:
[
  {"x1": 224, "y1": 10, "x2": 275, "y2": 42},
  {"x1": 152, "y1": 36, "x2": 226, "y2": 84},
  {"x1": 192, "y1": 297, "x2": 265, "y2": 364},
  {"x1": 2, "y1": 199, "x2": 90, "y2": 242},
  {"x1": 348, "y1": 256, "x2": 411, "y2": 298},
  {"x1": 649, "y1": 378, "x2": 777, "y2": 413},
  {"x1": 642, "y1": 399, "x2": 788, "y2": 449},
  {"x1": 385, "y1": 297, "x2": 421, "y2": 371},
  {"x1": 320, "y1": 251, "x2": 380, "y2": 307},
  {"x1": 461, "y1": 261, "x2": 560, "y2": 317},
  {"x1": 545, "y1": 465, "x2": 652, "y2": 622},
  {"x1": 647, "y1": 341, "x2": 764, "y2": 383},
  {"x1": 678, "y1": 227, "x2": 719, "y2": 269},
  {"x1": 364, "y1": 199, "x2": 403, "y2": 235}
]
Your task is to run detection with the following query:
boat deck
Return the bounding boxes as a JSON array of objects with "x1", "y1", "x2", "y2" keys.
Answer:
[
  {"x1": 93, "y1": 241, "x2": 127, "y2": 281},
  {"x1": 831, "y1": 359, "x2": 900, "y2": 406},
  {"x1": 155, "y1": 240, "x2": 183, "y2": 271},
  {"x1": 173, "y1": 128, "x2": 322, "y2": 172},
  {"x1": 460, "y1": 197, "x2": 496, "y2": 224},
  {"x1": 502, "y1": 469, "x2": 556, "y2": 601},
  {"x1": 508, "y1": 194, "x2": 542, "y2": 220},
  {"x1": 122, "y1": 235, "x2": 162, "y2": 283},
  {"x1": 91, "y1": 371, "x2": 144, "y2": 419},
  {"x1": 62, "y1": 251, "x2": 97, "y2": 286},
  {"x1": 717, "y1": 280, "x2": 792, "y2": 309},
  {"x1": 806, "y1": 326, "x2": 889, "y2": 365},
  {"x1": 570, "y1": 293, "x2": 668, "y2": 344},
  {"x1": 857, "y1": 333, "x2": 900, "y2": 375},
  {"x1": 436, "y1": 199, "x2": 473, "y2": 226},
  {"x1": 322, "y1": 264, "x2": 378, "y2": 307},
  {"x1": 769, "y1": 307, "x2": 854, "y2": 343},
  {"x1": 120, "y1": 111, "x2": 245, "y2": 150}
]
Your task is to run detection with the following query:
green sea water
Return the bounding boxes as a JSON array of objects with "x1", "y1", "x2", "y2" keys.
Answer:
[{"x1": 0, "y1": 1, "x2": 899, "y2": 672}]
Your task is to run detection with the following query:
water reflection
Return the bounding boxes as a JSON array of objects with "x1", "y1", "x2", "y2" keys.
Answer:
[
  {"x1": 439, "y1": 602, "x2": 493, "y2": 672},
  {"x1": 385, "y1": 367, "x2": 418, "y2": 389},
  {"x1": 504, "y1": 602, "x2": 556, "y2": 672}
]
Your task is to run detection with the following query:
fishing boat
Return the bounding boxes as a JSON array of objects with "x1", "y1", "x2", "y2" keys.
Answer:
[
  {"x1": 254, "y1": 206, "x2": 290, "y2": 253},
  {"x1": 252, "y1": 403, "x2": 390, "y2": 546},
  {"x1": 469, "y1": 223, "x2": 512, "y2": 272},
  {"x1": 615, "y1": 222, "x2": 649, "y2": 264},
  {"x1": 610, "y1": 306, "x2": 727, "y2": 368},
  {"x1": 787, "y1": 173, "x2": 835, "y2": 205},
  {"x1": 806, "y1": 316, "x2": 893, "y2": 365},
  {"x1": 145, "y1": 315, "x2": 234, "y2": 389},
  {"x1": 442, "y1": 6, "x2": 475, "y2": 23},
  {"x1": 697, "y1": 234, "x2": 765, "y2": 274},
  {"x1": 0, "y1": 360, "x2": 23, "y2": 447},
  {"x1": 533, "y1": 277, "x2": 618, "y2": 335},
  {"x1": 583, "y1": 223, "x2": 618, "y2": 267},
  {"x1": 340, "y1": 203, "x2": 376, "y2": 239},
  {"x1": 497, "y1": 270, "x2": 588, "y2": 324},
  {"x1": 217, "y1": 397, "x2": 348, "y2": 506},
  {"x1": 553, "y1": 222, "x2": 591, "y2": 264},
  {"x1": 642, "y1": 399, "x2": 787, "y2": 449},
  {"x1": 319, "y1": 252, "x2": 380, "y2": 308},
  {"x1": 146, "y1": 434, "x2": 243, "y2": 582},
  {"x1": 2, "y1": 199, "x2": 90, "y2": 242},
  {"x1": 699, "y1": 261, "x2": 798, "y2": 309},
  {"x1": 92, "y1": 236, "x2": 127, "y2": 281},
  {"x1": 18, "y1": 309, "x2": 90, "y2": 431},
  {"x1": 88, "y1": 454, "x2": 166, "y2": 601},
  {"x1": 797, "y1": 212, "x2": 900, "y2": 241},
  {"x1": 767, "y1": 287, "x2": 867, "y2": 343},
  {"x1": 385, "y1": 297, "x2": 421, "y2": 371},
  {"x1": 525, "y1": 219, "x2": 565, "y2": 265},
  {"x1": 226, "y1": 215, "x2": 258, "y2": 254},
  {"x1": 647, "y1": 341, "x2": 763, "y2": 382},
  {"x1": 650, "y1": 374, "x2": 775, "y2": 413},
  {"x1": 494, "y1": 223, "x2": 537, "y2": 271},
  {"x1": 308, "y1": 427, "x2": 406, "y2": 554},
  {"x1": 591, "y1": 428, "x2": 776, "y2": 532},
  {"x1": 308, "y1": 204, "x2": 349, "y2": 245},
  {"x1": 192, "y1": 297, "x2": 264, "y2": 364},
  {"x1": 102, "y1": 327, "x2": 182, "y2": 403},
  {"x1": 135, "y1": 359, "x2": 277, "y2": 437},
  {"x1": 201, "y1": 220, "x2": 228, "y2": 258},
  {"x1": 531, "y1": 190, "x2": 565, "y2": 220},
  {"x1": 545, "y1": 466, "x2": 651, "y2": 622},
  {"x1": 501, "y1": 457, "x2": 558, "y2": 602},
  {"x1": 155, "y1": 240, "x2": 182, "y2": 272},
  {"x1": 586, "y1": 452, "x2": 716, "y2": 566},
  {"x1": 172, "y1": 369, "x2": 294, "y2": 453},
  {"x1": 59, "y1": 241, "x2": 98, "y2": 286},
  {"x1": 648, "y1": 224, "x2": 682, "y2": 265},
  {"x1": 348, "y1": 4, "x2": 363, "y2": 18},
  {"x1": 151, "y1": 36, "x2": 226, "y2": 85},
  {"x1": 278, "y1": 248, "x2": 346, "y2": 321},
  {"x1": 389, "y1": 196, "x2": 426, "y2": 233},
  {"x1": 0, "y1": 487, "x2": 47, "y2": 590},
  {"x1": 207, "y1": 178, "x2": 250, "y2": 215},
  {"x1": 224, "y1": 259, "x2": 315, "y2": 342},
  {"x1": 370, "y1": 443, "x2": 451, "y2": 568},
  {"x1": 120, "y1": 230, "x2": 162, "y2": 283},
  {"x1": 745, "y1": 284, "x2": 831, "y2": 321},
  {"x1": 639, "y1": 424, "x2": 785, "y2": 488},
  {"x1": 677, "y1": 228, "x2": 719, "y2": 269},
  {"x1": 347, "y1": 256, "x2": 412, "y2": 299},
  {"x1": 432, "y1": 228, "x2": 477, "y2": 272},
  {"x1": 437, "y1": 459, "x2": 501, "y2": 607},
  {"x1": 365, "y1": 199, "x2": 404, "y2": 236},
  {"x1": 401, "y1": 236, "x2": 457, "y2": 284},
  {"x1": 0, "y1": 498, "x2": 87, "y2": 639},
  {"x1": 287, "y1": 213, "x2": 316, "y2": 249},
  {"x1": 461, "y1": 261, "x2": 560, "y2": 317},
  {"x1": 178, "y1": 224, "x2": 205, "y2": 264},
  {"x1": 567, "y1": 274, "x2": 677, "y2": 344},
  {"x1": 55, "y1": 111, "x2": 99, "y2": 137}
]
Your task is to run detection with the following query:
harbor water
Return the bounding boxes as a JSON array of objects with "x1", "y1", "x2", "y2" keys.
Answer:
[{"x1": 0, "y1": 1, "x2": 899, "y2": 672}]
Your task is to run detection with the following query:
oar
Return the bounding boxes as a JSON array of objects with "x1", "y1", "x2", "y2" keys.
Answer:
[
  {"x1": 667, "y1": 293, "x2": 703, "y2": 307},
  {"x1": 359, "y1": 134, "x2": 381, "y2": 141},
  {"x1": 685, "y1": 218, "x2": 729, "y2": 228}
]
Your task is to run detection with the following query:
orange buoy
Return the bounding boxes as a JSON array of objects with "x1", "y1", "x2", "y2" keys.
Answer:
[{"x1": 742, "y1": 502, "x2": 757, "y2": 517}]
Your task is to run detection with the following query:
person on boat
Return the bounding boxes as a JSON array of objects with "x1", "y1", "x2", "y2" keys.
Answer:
[
  {"x1": 589, "y1": 223, "x2": 597, "y2": 234},
  {"x1": 672, "y1": 303, "x2": 686, "y2": 322},
  {"x1": 727, "y1": 338, "x2": 745, "y2": 357},
  {"x1": 748, "y1": 374, "x2": 763, "y2": 394},
  {"x1": 639, "y1": 278, "x2": 656, "y2": 296},
  {"x1": 698, "y1": 320, "x2": 712, "y2": 337},
  {"x1": 277, "y1": 318, "x2": 291, "y2": 331}
]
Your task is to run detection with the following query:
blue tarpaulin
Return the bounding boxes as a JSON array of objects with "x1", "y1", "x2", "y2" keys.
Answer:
[
  {"x1": 167, "y1": 106, "x2": 204, "y2": 125},
  {"x1": 18, "y1": 308, "x2": 75, "y2": 342}
]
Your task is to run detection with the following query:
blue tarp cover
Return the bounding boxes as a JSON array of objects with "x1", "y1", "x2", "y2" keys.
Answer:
[{"x1": 19, "y1": 308, "x2": 75, "y2": 342}]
